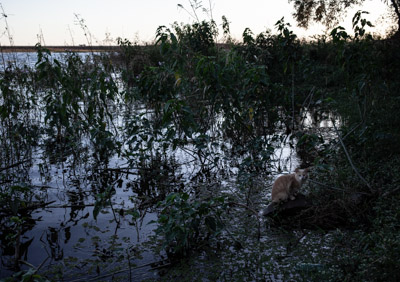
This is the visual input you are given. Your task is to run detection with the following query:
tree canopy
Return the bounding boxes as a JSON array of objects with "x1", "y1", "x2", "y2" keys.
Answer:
[{"x1": 289, "y1": 0, "x2": 400, "y2": 37}]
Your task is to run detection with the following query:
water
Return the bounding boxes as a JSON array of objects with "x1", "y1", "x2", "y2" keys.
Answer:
[
  {"x1": 0, "y1": 151, "x2": 160, "y2": 280},
  {"x1": 0, "y1": 51, "x2": 339, "y2": 280},
  {"x1": 0, "y1": 52, "x2": 93, "y2": 70},
  {"x1": 0, "y1": 50, "x2": 161, "y2": 278}
]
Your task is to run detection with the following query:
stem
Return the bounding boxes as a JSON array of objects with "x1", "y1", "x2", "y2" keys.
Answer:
[
  {"x1": 108, "y1": 191, "x2": 120, "y2": 227},
  {"x1": 189, "y1": 0, "x2": 200, "y2": 23},
  {"x1": 127, "y1": 249, "x2": 132, "y2": 282},
  {"x1": 228, "y1": 201, "x2": 259, "y2": 217},
  {"x1": 14, "y1": 228, "x2": 21, "y2": 269},
  {"x1": 291, "y1": 64, "x2": 295, "y2": 132},
  {"x1": 331, "y1": 119, "x2": 372, "y2": 191},
  {"x1": 208, "y1": 0, "x2": 214, "y2": 22},
  {"x1": 226, "y1": 201, "x2": 262, "y2": 241},
  {"x1": 0, "y1": 3, "x2": 15, "y2": 47}
]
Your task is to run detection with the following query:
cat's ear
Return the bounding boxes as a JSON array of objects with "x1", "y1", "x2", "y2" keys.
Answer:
[
  {"x1": 295, "y1": 168, "x2": 300, "y2": 173},
  {"x1": 304, "y1": 167, "x2": 310, "y2": 173}
]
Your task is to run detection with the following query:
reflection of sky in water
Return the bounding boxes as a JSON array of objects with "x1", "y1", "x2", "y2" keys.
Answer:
[
  {"x1": 1, "y1": 134, "x2": 159, "y2": 278},
  {"x1": 0, "y1": 52, "x2": 93, "y2": 70},
  {"x1": 0, "y1": 52, "x2": 339, "y2": 279},
  {"x1": 24, "y1": 207, "x2": 158, "y2": 280},
  {"x1": 4, "y1": 162, "x2": 159, "y2": 279},
  {"x1": 16, "y1": 153, "x2": 159, "y2": 279}
]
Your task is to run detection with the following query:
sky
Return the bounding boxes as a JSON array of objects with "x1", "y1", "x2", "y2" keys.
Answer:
[{"x1": 0, "y1": 0, "x2": 393, "y2": 46}]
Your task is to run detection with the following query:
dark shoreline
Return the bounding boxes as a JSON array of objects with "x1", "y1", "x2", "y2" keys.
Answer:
[
  {"x1": 0, "y1": 45, "x2": 119, "y2": 53},
  {"x1": 0, "y1": 44, "x2": 231, "y2": 53}
]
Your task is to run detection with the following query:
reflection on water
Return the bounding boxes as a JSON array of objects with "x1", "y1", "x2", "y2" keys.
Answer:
[
  {"x1": 0, "y1": 157, "x2": 160, "y2": 279},
  {"x1": 0, "y1": 52, "x2": 340, "y2": 280},
  {"x1": 0, "y1": 120, "x2": 160, "y2": 280},
  {"x1": 0, "y1": 52, "x2": 93, "y2": 70}
]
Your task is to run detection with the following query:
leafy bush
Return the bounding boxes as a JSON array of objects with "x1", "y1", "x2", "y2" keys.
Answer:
[{"x1": 153, "y1": 192, "x2": 225, "y2": 258}]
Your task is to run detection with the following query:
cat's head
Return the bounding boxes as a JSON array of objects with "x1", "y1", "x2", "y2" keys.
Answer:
[{"x1": 294, "y1": 168, "x2": 309, "y2": 182}]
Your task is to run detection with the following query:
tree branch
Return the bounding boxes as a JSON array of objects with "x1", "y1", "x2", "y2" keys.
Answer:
[{"x1": 390, "y1": 0, "x2": 400, "y2": 32}]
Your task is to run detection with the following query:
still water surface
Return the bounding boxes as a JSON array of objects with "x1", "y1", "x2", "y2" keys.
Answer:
[{"x1": 0, "y1": 51, "x2": 336, "y2": 280}]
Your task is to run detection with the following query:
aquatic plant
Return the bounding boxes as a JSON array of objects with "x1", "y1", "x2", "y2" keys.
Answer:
[{"x1": 152, "y1": 192, "x2": 225, "y2": 258}]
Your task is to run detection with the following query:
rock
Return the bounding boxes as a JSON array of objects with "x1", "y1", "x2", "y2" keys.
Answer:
[{"x1": 260, "y1": 193, "x2": 311, "y2": 217}]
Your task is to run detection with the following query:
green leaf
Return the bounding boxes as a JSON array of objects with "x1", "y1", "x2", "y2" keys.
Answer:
[{"x1": 205, "y1": 216, "x2": 217, "y2": 232}]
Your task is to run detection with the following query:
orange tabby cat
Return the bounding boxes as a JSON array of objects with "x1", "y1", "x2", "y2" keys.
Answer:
[{"x1": 271, "y1": 168, "x2": 309, "y2": 204}]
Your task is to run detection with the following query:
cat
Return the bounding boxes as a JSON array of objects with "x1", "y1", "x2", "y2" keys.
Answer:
[{"x1": 271, "y1": 168, "x2": 309, "y2": 204}]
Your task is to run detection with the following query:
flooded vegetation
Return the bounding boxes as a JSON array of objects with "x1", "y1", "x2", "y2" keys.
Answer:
[{"x1": 1, "y1": 12, "x2": 400, "y2": 281}]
